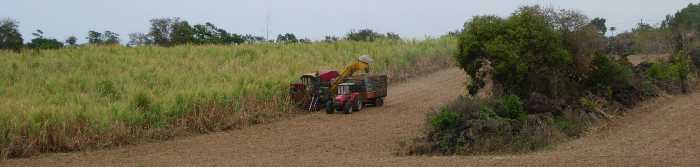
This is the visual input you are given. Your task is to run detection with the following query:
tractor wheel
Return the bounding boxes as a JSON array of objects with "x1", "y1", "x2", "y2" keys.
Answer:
[
  {"x1": 325, "y1": 101, "x2": 335, "y2": 114},
  {"x1": 353, "y1": 99, "x2": 363, "y2": 111},
  {"x1": 343, "y1": 101, "x2": 353, "y2": 114},
  {"x1": 374, "y1": 97, "x2": 384, "y2": 107}
]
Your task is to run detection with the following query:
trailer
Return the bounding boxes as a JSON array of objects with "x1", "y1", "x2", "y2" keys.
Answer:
[{"x1": 289, "y1": 71, "x2": 387, "y2": 114}]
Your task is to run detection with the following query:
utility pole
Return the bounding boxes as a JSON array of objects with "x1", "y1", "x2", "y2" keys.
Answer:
[
  {"x1": 265, "y1": 0, "x2": 271, "y2": 41},
  {"x1": 266, "y1": 13, "x2": 270, "y2": 41}
]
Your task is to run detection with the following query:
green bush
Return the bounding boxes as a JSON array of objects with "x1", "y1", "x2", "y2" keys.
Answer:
[
  {"x1": 587, "y1": 54, "x2": 634, "y2": 96},
  {"x1": 430, "y1": 109, "x2": 461, "y2": 130},
  {"x1": 691, "y1": 48, "x2": 700, "y2": 70},
  {"x1": 419, "y1": 96, "x2": 575, "y2": 155},
  {"x1": 495, "y1": 95, "x2": 526, "y2": 121},
  {"x1": 646, "y1": 55, "x2": 690, "y2": 83},
  {"x1": 478, "y1": 105, "x2": 498, "y2": 120},
  {"x1": 428, "y1": 108, "x2": 466, "y2": 154}
]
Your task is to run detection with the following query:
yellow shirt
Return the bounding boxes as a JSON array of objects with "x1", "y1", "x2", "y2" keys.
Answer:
[
  {"x1": 331, "y1": 61, "x2": 370, "y2": 93},
  {"x1": 340, "y1": 61, "x2": 369, "y2": 77}
]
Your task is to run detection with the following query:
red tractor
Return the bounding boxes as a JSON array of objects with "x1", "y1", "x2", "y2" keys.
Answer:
[
  {"x1": 325, "y1": 79, "x2": 386, "y2": 114},
  {"x1": 289, "y1": 71, "x2": 387, "y2": 114}
]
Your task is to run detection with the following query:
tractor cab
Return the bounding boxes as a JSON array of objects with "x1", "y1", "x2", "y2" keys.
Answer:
[
  {"x1": 337, "y1": 83, "x2": 354, "y2": 95},
  {"x1": 326, "y1": 82, "x2": 365, "y2": 114}
]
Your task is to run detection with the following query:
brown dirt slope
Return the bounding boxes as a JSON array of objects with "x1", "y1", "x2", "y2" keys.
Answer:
[{"x1": 3, "y1": 68, "x2": 700, "y2": 167}]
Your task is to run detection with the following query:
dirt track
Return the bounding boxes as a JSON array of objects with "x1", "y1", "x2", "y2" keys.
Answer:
[{"x1": 3, "y1": 68, "x2": 700, "y2": 167}]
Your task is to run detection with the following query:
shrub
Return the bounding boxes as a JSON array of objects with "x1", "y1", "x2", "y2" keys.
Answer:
[
  {"x1": 646, "y1": 54, "x2": 690, "y2": 91},
  {"x1": 494, "y1": 95, "x2": 526, "y2": 121},
  {"x1": 691, "y1": 48, "x2": 700, "y2": 70},
  {"x1": 428, "y1": 108, "x2": 465, "y2": 154},
  {"x1": 430, "y1": 109, "x2": 461, "y2": 130},
  {"x1": 587, "y1": 54, "x2": 634, "y2": 96},
  {"x1": 478, "y1": 105, "x2": 498, "y2": 120}
]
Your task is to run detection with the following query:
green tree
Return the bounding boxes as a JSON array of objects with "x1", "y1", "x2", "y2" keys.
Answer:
[
  {"x1": 323, "y1": 36, "x2": 339, "y2": 43},
  {"x1": 86, "y1": 30, "x2": 119, "y2": 45},
  {"x1": 346, "y1": 29, "x2": 384, "y2": 41},
  {"x1": 171, "y1": 20, "x2": 194, "y2": 45},
  {"x1": 192, "y1": 23, "x2": 215, "y2": 44},
  {"x1": 662, "y1": 3, "x2": 700, "y2": 52},
  {"x1": 386, "y1": 32, "x2": 400, "y2": 40},
  {"x1": 192, "y1": 22, "x2": 244, "y2": 45},
  {"x1": 87, "y1": 30, "x2": 103, "y2": 44},
  {"x1": 65, "y1": 36, "x2": 78, "y2": 46},
  {"x1": 26, "y1": 29, "x2": 64, "y2": 49},
  {"x1": 590, "y1": 17, "x2": 607, "y2": 35},
  {"x1": 276, "y1": 33, "x2": 298, "y2": 43},
  {"x1": 102, "y1": 31, "x2": 120, "y2": 45},
  {"x1": 0, "y1": 18, "x2": 23, "y2": 52},
  {"x1": 149, "y1": 17, "x2": 175, "y2": 46},
  {"x1": 127, "y1": 33, "x2": 153, "y2": 46},
  {"x1": 458, "y1": 6, "x2": 573, "y2": 98},
  {"x1": 243, "y1": 34, "x2": 265, "y2": 44},
  {"x1": 217, "y1": 29, "x2": 244, "y2": 44},
  {"x1": 662, "y1": 3, "x2": 700, "y2": 32}
]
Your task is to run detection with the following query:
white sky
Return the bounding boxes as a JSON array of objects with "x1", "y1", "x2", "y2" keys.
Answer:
[{"x1": 1, "y1": 0, "x2": 698, "y2": 43}]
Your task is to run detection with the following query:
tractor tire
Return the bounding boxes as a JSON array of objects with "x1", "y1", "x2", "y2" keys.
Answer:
[
  {"x1": 374, "y1": 97, "x2": 384, "y2": 107},
  {"x1": 353, "y1": 99, "x2": 363, "y2": 111},
  {"x1": 325, "y1": 101, "x2": 335, "y2": 114},
  {"x1": 343, "y1": 102, "x2": 353, "y2": 114}
]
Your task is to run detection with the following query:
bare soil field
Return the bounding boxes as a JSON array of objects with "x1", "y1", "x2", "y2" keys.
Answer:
[{"x1": 3, "y1": 68, "x2": 699, "y2": 167}]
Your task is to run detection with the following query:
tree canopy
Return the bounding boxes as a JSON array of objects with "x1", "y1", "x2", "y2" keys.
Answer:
[{"x1": 0, "y1": 19, "x2": 23, "y2": 52}]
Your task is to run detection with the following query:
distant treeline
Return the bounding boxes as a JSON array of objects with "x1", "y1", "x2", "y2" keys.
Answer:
[
  {"x1": 0, "y1": 17, "x2": 402, "y2": 51},
  {"x1": 610, "y1": 3, "x2": 700, "y2": 55}
]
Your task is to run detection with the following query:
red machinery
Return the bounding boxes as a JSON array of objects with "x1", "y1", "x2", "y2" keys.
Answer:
[{"x1": 289, "y1": 71, "x2": 387, "y2": 114}]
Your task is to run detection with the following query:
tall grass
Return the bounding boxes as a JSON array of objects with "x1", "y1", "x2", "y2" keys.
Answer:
[{"x1": 0, "y1": 38, "x2": 456, "y2": 158}]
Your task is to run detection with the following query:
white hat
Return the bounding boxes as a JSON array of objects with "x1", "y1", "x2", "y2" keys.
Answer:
[{"x1": 358, "y1": 55, "x2": 374, "y2": 64}]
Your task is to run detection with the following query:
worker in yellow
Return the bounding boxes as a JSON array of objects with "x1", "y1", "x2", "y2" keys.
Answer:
[{"x1": 330, "y1": 55, "x2": 374, "y2": 93}]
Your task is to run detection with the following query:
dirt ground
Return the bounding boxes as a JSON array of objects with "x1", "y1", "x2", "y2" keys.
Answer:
[
  {"x1": 3, "y1": 68, "x2": 699, "y2": 167},
  {"x1": 628, "y1": 54, "x2": 671, "y2": 65}
]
